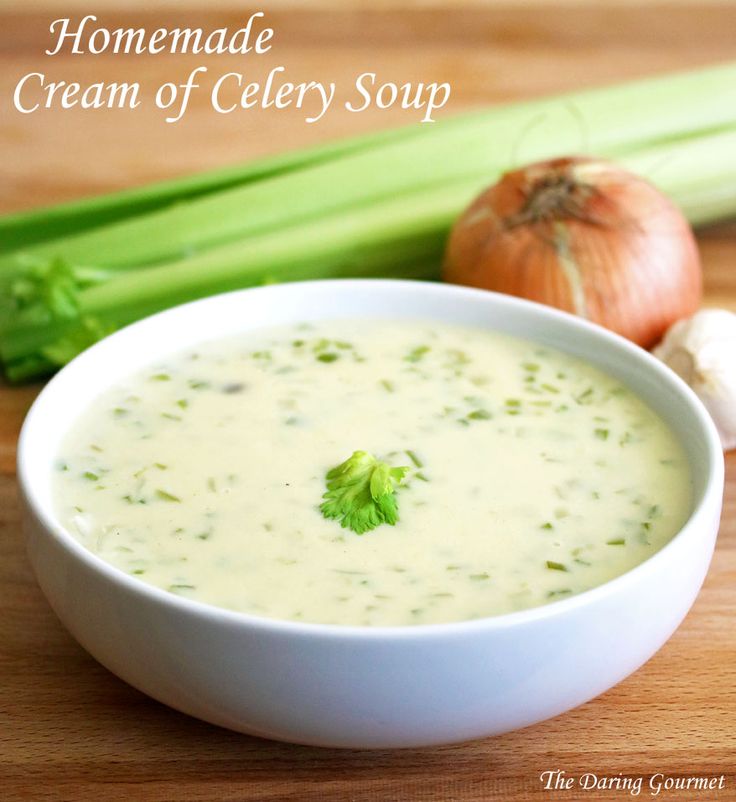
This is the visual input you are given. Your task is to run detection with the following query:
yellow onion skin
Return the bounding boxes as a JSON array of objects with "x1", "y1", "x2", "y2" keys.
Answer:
[{"x1": 443, "y1": 157, "x2": 702, "y2": 349}]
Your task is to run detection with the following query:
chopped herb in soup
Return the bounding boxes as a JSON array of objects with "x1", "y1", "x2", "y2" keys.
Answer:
[{"x1": 53, "y1": 320, "x2": 692, "y2": 626}]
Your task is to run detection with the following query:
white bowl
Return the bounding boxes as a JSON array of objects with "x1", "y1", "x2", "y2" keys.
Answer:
[{"x1": 18, "y1": 280, "x2": 724, "y2": 748}]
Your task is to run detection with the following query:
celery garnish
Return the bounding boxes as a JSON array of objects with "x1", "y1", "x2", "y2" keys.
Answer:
[{"x1": 320, "y1": 451, "x2": 409, "y2": 535}]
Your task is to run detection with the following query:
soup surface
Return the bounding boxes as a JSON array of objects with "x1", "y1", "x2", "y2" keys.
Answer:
[{"x1": 53, "y1": 319, "x2": 691, "y2": 626}]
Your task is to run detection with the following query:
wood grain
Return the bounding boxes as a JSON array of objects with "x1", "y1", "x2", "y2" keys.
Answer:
[{"x1": 1, "y1": 4, "x2": 735, "y2": 801}]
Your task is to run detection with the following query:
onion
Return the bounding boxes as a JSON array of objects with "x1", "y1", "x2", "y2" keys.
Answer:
[{"x1": 442, "y1": 157, "x2": 702, "y2": 348}]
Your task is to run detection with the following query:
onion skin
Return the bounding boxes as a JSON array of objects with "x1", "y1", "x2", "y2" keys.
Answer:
[{"x1": 442, "y1": 157, "x2": 702, "y2": 348}]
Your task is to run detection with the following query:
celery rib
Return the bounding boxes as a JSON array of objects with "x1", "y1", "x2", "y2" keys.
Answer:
[
  {"x1": 0, "y1": 121, "x2": 435, "y2": 256},
  {"x1": 2, "y1": 62, "x2": 736, "y2": 381},
  {"x1": 2, "y1": 62, "x2": 736, "y2": 279}
]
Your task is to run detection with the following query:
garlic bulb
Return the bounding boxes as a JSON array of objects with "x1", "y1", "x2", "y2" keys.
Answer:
[{"x1": 653, "y1": 309, "x2": 736, "y2": 450}]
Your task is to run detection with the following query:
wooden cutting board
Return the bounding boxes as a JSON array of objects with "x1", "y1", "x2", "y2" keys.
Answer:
[{"x1": 0, "y1": 4, "x2": 734, "y2": 800}]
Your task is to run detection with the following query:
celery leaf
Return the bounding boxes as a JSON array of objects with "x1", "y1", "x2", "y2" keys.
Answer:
[
  {"x1": 320, "y1": 451, "x2": 409, "y2": 534},
  {"x1": 40, "y1": 316, "x2": 116, "y2": 367},
  {"x1": 9, "y1": 257, "x2": 112, "y2": 317}
]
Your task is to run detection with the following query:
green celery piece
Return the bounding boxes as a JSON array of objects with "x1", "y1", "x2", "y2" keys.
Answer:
[
  {"x1": 320, "y1": 451, "x2": 409, "y2": 534},
  {"x1": 0, "y1": 178, "x2": 470, "y2": 367},
  {"x1": 0, "y1": 122, "x2": 435, "y2": 255},
  {"x1": 39, "y1": 316, "x2": 116, "y2": 366},
  {"x1": 0, "y1": 254, "x2": 444, "y2": 381},
  {"x1": 6, "y1": 259, "x2": 113, "y2": 319},
  {"x1": 4, "y1": 353, "x2": 54, "y2": 383},
  {"x1": 4, "y1": 65, "x2": 736, "y2": 380},
  {"x1": 620, "y1": 126, "x2": 736, "y2": 225},
  {"x1": 5, "y1": 123, "x2": 736, "y2": 380},
  {"x1": 11, "y1": 120, "x2": 736, "y2": 340},
  {"x1": 1, "y1": 62, "x2": 736, "y2": 277}
]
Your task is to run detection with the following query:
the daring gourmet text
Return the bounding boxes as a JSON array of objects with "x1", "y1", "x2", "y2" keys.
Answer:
[{"x1": 540, "y1": 770, "x2": 727, "y2": 797}]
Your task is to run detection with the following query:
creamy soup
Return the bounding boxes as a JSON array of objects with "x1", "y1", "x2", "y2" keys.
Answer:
[{"x1": 53, "y1": 319, "x2": 691, "y2": 626}]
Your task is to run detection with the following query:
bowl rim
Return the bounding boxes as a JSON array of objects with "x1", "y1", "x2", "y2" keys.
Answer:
[{"x1": 17, "y1": 278, "x2": 725, "y2": 640}]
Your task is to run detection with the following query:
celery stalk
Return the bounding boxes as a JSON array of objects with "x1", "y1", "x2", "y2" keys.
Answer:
[
  {"x1": 1, "y1": 255, "x2": 441, "y2": 383},
  {"x1": 3, "y1": 63, "x2": 736, "y2": 381},
  {"x1": 0, "y1": 181, "x2": 469, "y2": 364},
  {"x1": 4, "y1": 123, "x2": 736, "y2": 380},
  {"x1": 620, "y1": 128, "x2": 736, "y2": 225},
  {"x1": 0, "y1": 121, "x2": 435, "y2": 255},
  {"x1": 2, "y1": 62, "x2": 736, "y2": 277}
]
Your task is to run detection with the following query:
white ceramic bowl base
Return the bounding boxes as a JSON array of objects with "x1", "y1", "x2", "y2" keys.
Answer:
[{"x1": 18, "y1": 280, "x2": 724, "y2": 748}]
